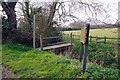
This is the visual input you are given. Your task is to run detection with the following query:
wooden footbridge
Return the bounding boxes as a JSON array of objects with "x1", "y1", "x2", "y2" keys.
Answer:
[
  {"x1": 36, "y1": 35, "x2": 74, "y2": 55},
  {"x1": 38, "y1": 43, "x2": 73, "y2": 55}
]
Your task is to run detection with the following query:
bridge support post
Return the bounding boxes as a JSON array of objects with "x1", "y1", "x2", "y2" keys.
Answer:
[{"x1": 40, "y1": 35, "x2": 43, "y2": 50}]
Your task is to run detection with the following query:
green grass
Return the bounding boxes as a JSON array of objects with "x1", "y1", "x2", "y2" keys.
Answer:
[
  {"x1": 63, "y1": 28, "x2": 119, "y2": 38},
  {"x1": 2, "y1": 43, "x2": 119, "y2": 79},
  {"x1": 63, "y1": 28, "x2": 119, "y2": 45}
]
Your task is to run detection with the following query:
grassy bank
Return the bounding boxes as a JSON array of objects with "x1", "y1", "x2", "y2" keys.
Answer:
[{"x1": 2, "y1": 43, "x2": 119, "y2": 79}]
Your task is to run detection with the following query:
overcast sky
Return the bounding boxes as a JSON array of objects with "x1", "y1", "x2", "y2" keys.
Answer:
[{"x1": 0, "y1": 0, "x2": 119, "y2": 25}]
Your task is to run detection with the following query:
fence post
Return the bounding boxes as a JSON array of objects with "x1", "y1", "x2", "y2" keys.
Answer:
[
  {"x1": 104, "y1": 36, "x2": 106, "y2": 44},
  {"x1": 33, "y1": 14, "x2": 36, "y2": 49},
  {"x1": 70, "y1": 33, "x2": 72, "y2": 46},
  {"x1": 67, "y1": 34, "x2": 69, "y2": 42},
  {"x1": 90, "y1": 36, "x2": 92, "y2": 43},
  {"x1": 63, "y1": 33, "x2": 65, "y2": 41},
  {"x1": 96, "y1": 36, "x2": 98, "y2": 47},
  {"x1": 40, "y1": 35, "x2": 43, "y2": 50},
  {"x1": 73, "y1": 35, "x2": 74, "y2": 40},
  {"x1": 96, "y1": 36, "x2": 98, "y2": 44}
]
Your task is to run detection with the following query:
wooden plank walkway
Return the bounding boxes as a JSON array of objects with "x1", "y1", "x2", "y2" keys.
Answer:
[{"x1": 37, "y1": 43, "x2": 73, "y2": 50}]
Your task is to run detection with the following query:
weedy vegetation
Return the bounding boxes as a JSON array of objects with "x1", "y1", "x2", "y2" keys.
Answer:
[{"x1": 2, "y1": 43, "x2": 119, "y2": 79}]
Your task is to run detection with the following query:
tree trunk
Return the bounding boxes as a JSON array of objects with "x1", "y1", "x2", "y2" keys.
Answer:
[
  {"x1": 45, "y1": 2, "x2": 58, "y2": 37},
  {"x1": 1, "y1": 1, "x2": 17, "y2": 31},
  {"x1": 25, "y1": 1, "x2": 32, "y2": 32},
  {"x1": 47, "y1": 2, "x2": 58, "y2": 28}
]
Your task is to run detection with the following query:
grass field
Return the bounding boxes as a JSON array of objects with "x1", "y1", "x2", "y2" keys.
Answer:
[
  {"x1": 2, "y1": 43, "x2": 119, "y2": 78},
  {"x1": 63, "y1": 28, "x2": 119, "y2": 38}
]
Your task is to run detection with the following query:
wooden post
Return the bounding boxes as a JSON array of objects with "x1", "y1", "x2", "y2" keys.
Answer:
[
  {"x1": 96, "y1": 36, "x2": 98, "y2": 44},
  {"x1": 79, "y1": 42, "x2": 84, "y2": 62},
  {"x1": 90, "y1": 36, "x2": 92, "y2": 42},
  {"x1": 73, "y1": 35, "x2": 74, "y2": 40},
  {"x1": 83, "y1": 44, "x2": 88, "y2": 74},
  {"x1": 96, "y1": 36, "x2": 98, "y2": 47},
  {"x1": 70, "y1": 33, "x2": 72, "y2": 53},
  {"x1": 33, "y1": 14, "x2": 36, "y2": 49},
  {"x1": 80, "y1": 23, "x2": 90, "y2": 74},
  {"x1": 104, "y1": 36, "x2": 106, "y2": 44},
  {"x1": 70, "y1": 33, "x2": 72, "y2": 46},
  {"x1": 67, "y1": 34, "x2": 69, "y2": 42},
  {"x1": 82, "y1": 24, "x2": 90, "y2": 74},
  {"x1": 40, "y1": 35, "x2": 43, "y2": 50}
]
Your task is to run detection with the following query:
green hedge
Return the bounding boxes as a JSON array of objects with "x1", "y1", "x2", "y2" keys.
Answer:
[{"x1": 2, "y1": 43, "x2": 119, "y2": 79}]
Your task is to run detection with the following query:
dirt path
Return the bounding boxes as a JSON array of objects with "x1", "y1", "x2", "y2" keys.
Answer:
[{"x1": 2, "y1": 66, "x2": 17, "y2": 78}]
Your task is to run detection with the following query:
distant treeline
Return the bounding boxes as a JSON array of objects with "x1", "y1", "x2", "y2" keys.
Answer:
[
  {"x1": 61, "y1": 26, "x2": 118, "y2": 31},
  {"x1": 61, "y1": 28, "x2": 80, "y2": 31}
]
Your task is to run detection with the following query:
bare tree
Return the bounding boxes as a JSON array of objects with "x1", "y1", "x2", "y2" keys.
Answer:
[{"x1": 8, "y1": 0, "x2": 116, "y2": 33}]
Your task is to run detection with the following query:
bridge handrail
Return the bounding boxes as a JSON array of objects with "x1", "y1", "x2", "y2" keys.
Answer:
[{"x1": 42, "y1": 36, "x2": 63, "y2": 40}]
